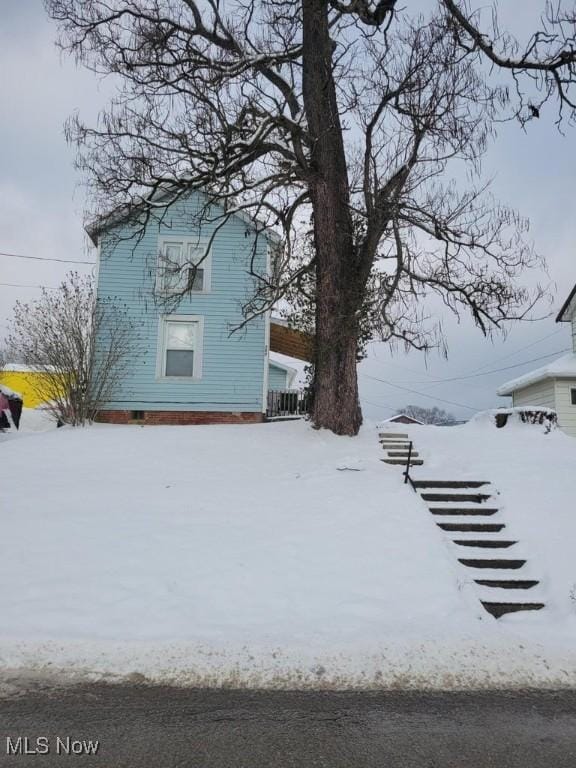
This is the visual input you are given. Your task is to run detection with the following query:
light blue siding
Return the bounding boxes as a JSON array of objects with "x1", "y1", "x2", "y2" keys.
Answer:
[
  {"x1": 96, "y1": 191, "x2": 269, "y2": 412},
  {"x1": 268, "y1": 363, "x2": 289, "y2": 391}
]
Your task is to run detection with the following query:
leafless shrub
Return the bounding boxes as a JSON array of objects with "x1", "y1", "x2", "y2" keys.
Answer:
[{"x1": 6, "y1": 272, "x2": 138, "y2": 426}]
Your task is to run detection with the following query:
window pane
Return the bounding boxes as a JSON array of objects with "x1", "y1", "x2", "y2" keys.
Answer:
[
  {"x1": 165, "y1": 243, "x2": 183, "y2": 262},
  {"x1": 188, "y1": 267, "x2": 204, "y2": 291},
  {"x1": 166, "y1": 321, "x2": 195, "y2": 350},
  {"x1": 166, "y1": 349, "x2": 195, "y2": 377},
  {"x1": 162, "y1": 243, "x2": 184, "y2": 291},
  {"x1": 571, "y1": 389, "x2": 576, "y2": 406}
]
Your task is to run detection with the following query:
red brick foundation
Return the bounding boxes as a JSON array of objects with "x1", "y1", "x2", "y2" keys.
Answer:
[{"x1": 95, "y1": 410, "x2": 264, "y2": 425}]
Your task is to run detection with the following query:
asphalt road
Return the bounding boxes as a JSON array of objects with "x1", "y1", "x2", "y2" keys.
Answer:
[{"x1": 1, "y1": 684, "x2": 575, "y2": 767}]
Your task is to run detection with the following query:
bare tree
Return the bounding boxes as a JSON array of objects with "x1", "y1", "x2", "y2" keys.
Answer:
[
  {"x1": 45, "y1": 1, "x2": 576, "y2": 435},
  {"x1": 396, "y1": 404, "x2": 459, "y2": 425},
  {"x1": 6, "y1": 273, "x2": 137, "y2": 426}
]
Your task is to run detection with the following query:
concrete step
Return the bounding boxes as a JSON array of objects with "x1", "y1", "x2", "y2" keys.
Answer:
[
  {"x1": 386, "y1": 451, "x2": 420, "y2": 457},
  {"x1": 429, "y1": 507, "x2": 499, "y2": 516},
  {"x1": 481, "y1": 601, "x2": 545, "y2": 619},
  {"x1": 413, "y1": 480, "x2": 490, "y2": 489},
  {"x1": 421, "y1": 492, "x2": 492, "y2": 503},
  {"x1": 378, "y1": 432, "x2": 409, "y2": 438},
  {"x1": 381, "y1": 458, "x2": 424, "y2": 466},
  {"x1": 379, "y1": 441, "x2": 411, "y2": 447},
  {"x1": 475, "y1": 579, "x2": 539, "y2": 589},
  {"x1": 453, "y1": 539, "x2": 517, "y2": 549},
  {"x1": 438, "y1": 523, "x2": 505, "y2": 532},
  {"x1": 459, "y1": 558, "x2": 526, "y2": 569}
]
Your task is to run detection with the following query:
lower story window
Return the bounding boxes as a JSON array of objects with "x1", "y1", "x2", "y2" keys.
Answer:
[
  {"x1": 571, "y1": 387, "x2": 576, "y2": 406},
  {"x1": 158, "y1": 315, "x2": 203, "y2": 379}
]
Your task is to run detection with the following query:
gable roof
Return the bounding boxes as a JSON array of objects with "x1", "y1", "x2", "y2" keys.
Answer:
[
  {"x1": 556, "y1": 282, "x2": 576, "y2": 323},
  {"x1": 382, "y1": 413, "x2": 424, "y2": 425},
  {"x1": 86, "y1": 185, "x2": 281, "y2": 247},
  {"x1": 497, "y1": 352, "x2": 576, "y2": 395}
]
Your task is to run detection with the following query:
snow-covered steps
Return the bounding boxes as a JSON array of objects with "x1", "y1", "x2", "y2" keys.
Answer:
[
  {"x1": 481, "y1": 601, "x2": 545, "y2": 619},
  {"x1": 378, "y1": 431, "x2": 425, "y2": 468},
  {"x1": 475, "y1": 579, "x2": 539, "y2": 589},
  {"x1": 453, "y1": 539, "x2": 517, "y2": 549},
  {"x1": 413, "y1": 480, "x2": 490, "y2": 489},
  {"x1": 458, "y1": 558, "x2": 527, "y2": 569},
  {"x1": 413, "y1": 477, "x2": 546, "y2": 619},
  {"x1": 438, "y1": 522, "x2": 505, "y2": 532},
  {"x1": 429, "y1": 507, "x2": 499, "y2": 516},
  {"x1": 421, "y1": 492, "x2": 492, "y2": 503}
]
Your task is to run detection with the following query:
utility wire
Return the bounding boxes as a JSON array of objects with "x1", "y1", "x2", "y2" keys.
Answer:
[
  {"x1": 0, "y1": 251, "x2": 94, "y2": 265},
  {"x1": 398, "y1": 348, "x2": 571, "y2": 385},
  {"x1": 0, "y1": 282, "x2": 57, "y2": 290},
  {"x1": 360, "y1": 398, "x2": 397, "y2": 413},
  {"x1": 467, "y1": 328, "x2": 564, "y2": 375},
  {"x1": 360, "y1": 373, "x2": 480, "y2": 411}
]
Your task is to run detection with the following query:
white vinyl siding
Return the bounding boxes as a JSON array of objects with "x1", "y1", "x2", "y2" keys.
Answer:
[
  {"x1": 511, "y1": 379, "x2": 556, "y2": 410},
  {"x1": 157, "y1": 237, "x2": 211, "y2": 294},
  {"x1": 554, "y1": 379, "x2": 576, "y2": 437}
]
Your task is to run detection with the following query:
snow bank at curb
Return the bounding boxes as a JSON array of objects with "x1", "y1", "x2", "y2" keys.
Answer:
[{"x1": 2, "y1": 636, "x2": 576, "y2": 693}]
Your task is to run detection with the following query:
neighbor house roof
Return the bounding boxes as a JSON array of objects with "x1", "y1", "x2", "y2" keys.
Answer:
[
  {"x1": 556, "y1": 282, "x2": 576, "y2": 323},
  {"x1": 497, "y1": 352, "x2": 576, "y2": 396},
  {"x1": 382, "y1": 413, "x2": 424, "y2": 425}
]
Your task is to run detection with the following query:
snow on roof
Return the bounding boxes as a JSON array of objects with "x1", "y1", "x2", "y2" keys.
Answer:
[
  {"x1": 381, "y1": 413, "x2": 424, "y2": 424},
  {"x1": 556, "y1": 282, "x2": 576, "y2": 322},
  {"x1": 3, "y1": 363, "x2": 57, "y2": 373},
  {"x1": 87, "y1": 185, "x2": 282, "y2": 246},
  {"x1": 0, "y1": 383, "x2": 23, "y2": 400},
  {"x1": 268, "y1": 352, "x2": 307, "y2": 388},
  {"x1": 497, "y1": 352, "x2": 576, "y2": 396}
]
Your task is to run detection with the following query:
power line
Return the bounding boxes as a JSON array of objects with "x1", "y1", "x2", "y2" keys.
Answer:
[
  {"x1": 398, "y1": 348, "x2": 571, "y2": 385},
  {"x1": 468, "y1": 329, "x2": 563, "y2": 375},
  {"x1": 370, "y1": 328, "x2": 565, "y2": 387},
  {"x1": 0, "y1": 251, "x2": 94, "y2": 265},
  {"x1": 360, "y1": 397, "x2": 397, "y2": 413},
  {"x1": 0, "y1": 282, "x2": 57, "y2": 290},
  {"x1": 360, "y1": 372, "x2": 480, "y2": 411}
]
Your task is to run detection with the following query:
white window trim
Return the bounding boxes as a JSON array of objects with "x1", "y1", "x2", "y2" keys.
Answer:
[
  {"x1": 156, "y1": 314, "x2": 204, "y2": 381},
  {"x1": 156, "y1": 236, "x2": 212, "y2": 295}
]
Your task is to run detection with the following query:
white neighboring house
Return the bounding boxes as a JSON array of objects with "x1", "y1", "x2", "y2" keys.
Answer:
[{"x1": 497, "y1": 282, "x2": 576, "y2": 437}]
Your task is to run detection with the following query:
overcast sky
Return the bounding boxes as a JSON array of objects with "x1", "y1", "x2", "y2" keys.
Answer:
[{"x1": 1, "y1": 2, "x2": 575, "y2": 422}]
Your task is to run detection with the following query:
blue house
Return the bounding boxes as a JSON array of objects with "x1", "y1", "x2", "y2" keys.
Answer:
[{"x1": 88, "y1": 189, "x2": 310, "y2": 424}]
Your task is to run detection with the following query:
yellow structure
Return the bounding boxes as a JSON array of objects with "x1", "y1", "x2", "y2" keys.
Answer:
[{"x1": 0, "y1": 366, "x2": 56, "y2": 408}]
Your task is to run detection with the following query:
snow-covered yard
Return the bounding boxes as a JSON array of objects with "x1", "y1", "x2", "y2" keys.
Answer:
[{"x1": 1, "y1": 415, "x2": 576, "y2": 690}]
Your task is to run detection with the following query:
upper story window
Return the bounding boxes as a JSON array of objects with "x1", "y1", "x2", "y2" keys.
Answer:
[{"x1": 157, "y1": 237, "x2": 212, "y2": 294}]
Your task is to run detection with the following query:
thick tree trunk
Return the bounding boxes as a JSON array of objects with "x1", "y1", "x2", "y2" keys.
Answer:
[{"x1": 302, "y1": 0, "x2": 365, "y2": 435}]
